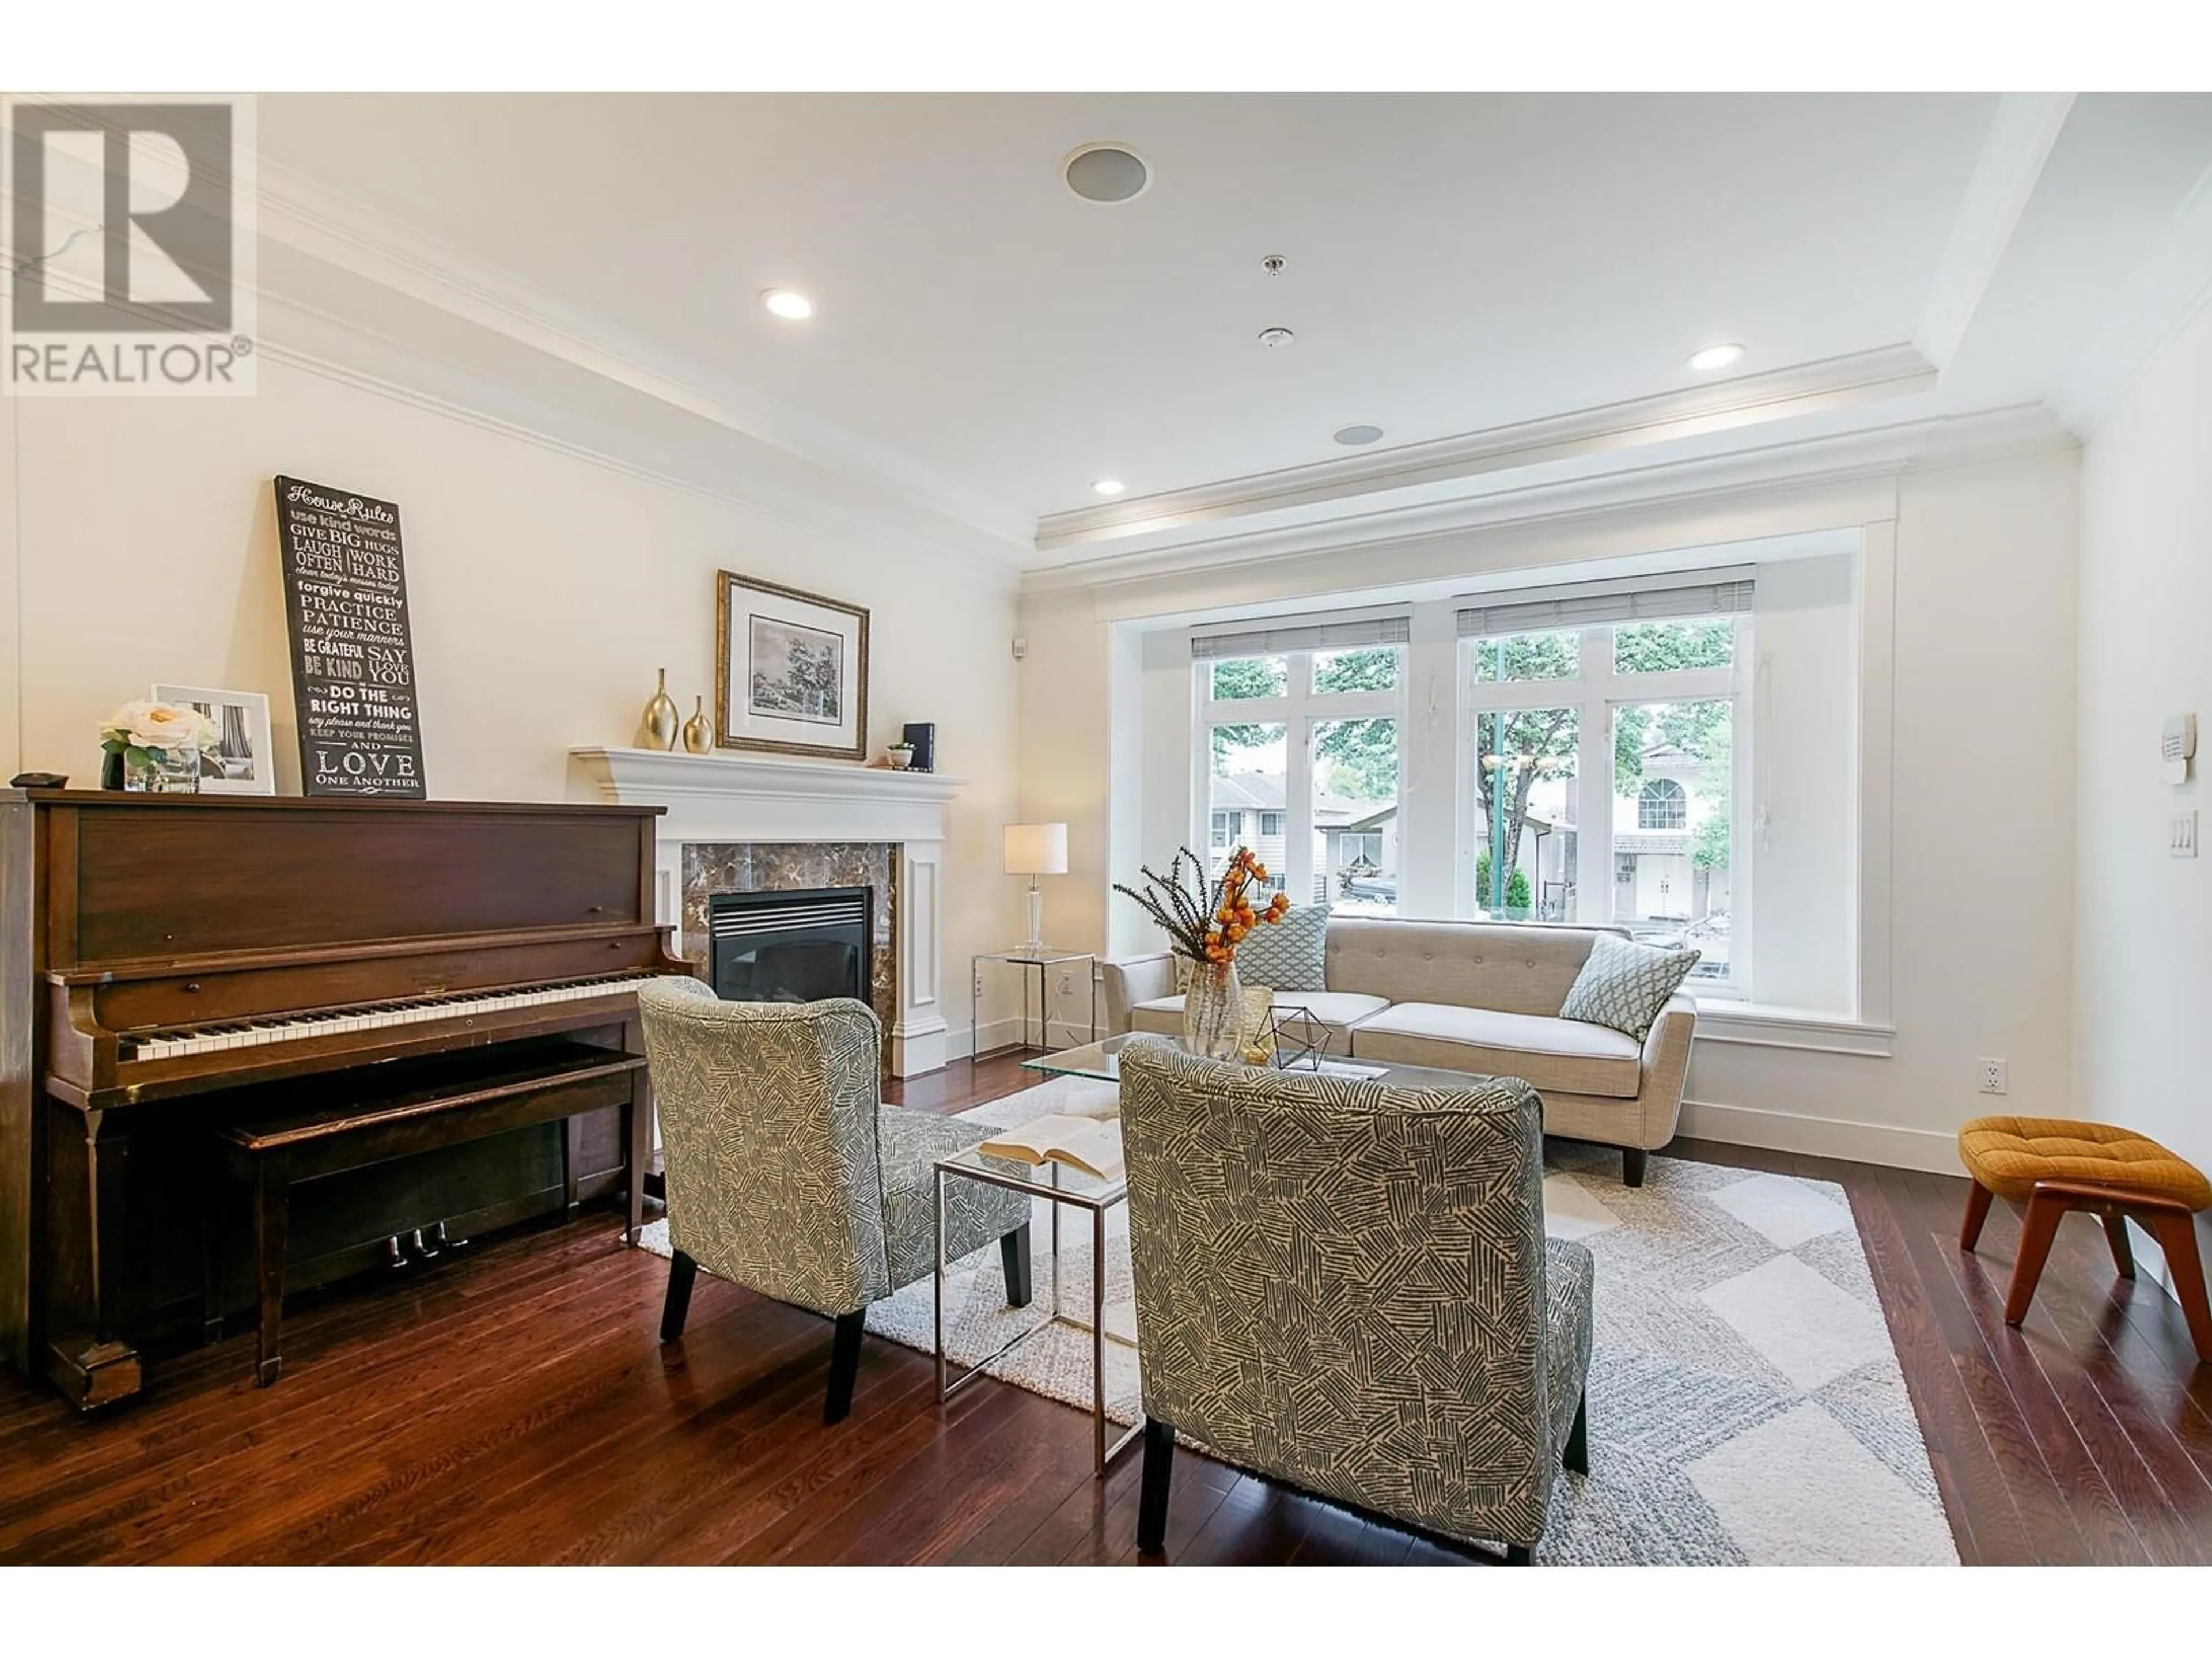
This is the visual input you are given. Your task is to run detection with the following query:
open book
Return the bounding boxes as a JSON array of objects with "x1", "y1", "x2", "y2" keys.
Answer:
[{"x1": 975, "y1": 1115, "x2": 1126, "y2": 1183}]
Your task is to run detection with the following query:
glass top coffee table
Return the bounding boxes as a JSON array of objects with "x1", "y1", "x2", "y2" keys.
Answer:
[{"x1": 1021, "y1": 1032, "x2": 1494, "y2": 1093}]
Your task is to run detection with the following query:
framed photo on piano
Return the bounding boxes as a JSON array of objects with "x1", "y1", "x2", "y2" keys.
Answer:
[
  {"x1": 152, "y1": 684, "x2": 277, "y2": 794},
  {"x1": 713, "y1": 571, "x2": 870, "y2": 763}
]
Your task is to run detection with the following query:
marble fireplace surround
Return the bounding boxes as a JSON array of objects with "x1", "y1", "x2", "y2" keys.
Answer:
[{"x1": 569, "y1": 747, "x2": 965, "y2": 1075}]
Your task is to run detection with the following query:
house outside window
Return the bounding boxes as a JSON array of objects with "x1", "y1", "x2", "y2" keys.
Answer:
[
  {"x1": 1209, "y1": 809, "x2": 1238, "y2": 849},
  {"x1": 1259, "y1": 810, "x2": 1284, "y2": 836},
  {"x1": 1639, "y1": 778, "x2": 1688, "y2": 830}
]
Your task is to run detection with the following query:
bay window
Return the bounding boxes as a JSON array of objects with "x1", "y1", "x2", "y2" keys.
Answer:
[{"x1": 1182, "y1": 573, "x2": 1753, "y2": 994}]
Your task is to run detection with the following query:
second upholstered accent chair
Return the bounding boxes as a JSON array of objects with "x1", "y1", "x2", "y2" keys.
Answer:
[
  {"x1": 1117, "y1": 1039, "x2": 1595, "y2": 1563},
  {"x1": 637, "y1": 978, "x2": 1034, "y2": 1423}
]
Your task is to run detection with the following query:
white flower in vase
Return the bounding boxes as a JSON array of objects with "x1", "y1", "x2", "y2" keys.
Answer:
[{"x1": 99, "y1": 699, "x2": 222, "y2": 791}]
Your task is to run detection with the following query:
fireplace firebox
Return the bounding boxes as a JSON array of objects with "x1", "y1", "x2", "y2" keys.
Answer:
[{"x1": 707, "y1": 886, "x2": 873, "y2": 1006}]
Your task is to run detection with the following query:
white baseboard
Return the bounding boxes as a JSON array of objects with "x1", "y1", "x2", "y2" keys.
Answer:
[
  {"x1": 945, "y1": 1014, "x2": 1108, "y2": 1064},
  {"x1": 1676, "y1": 1096, "x2": 1964, "y2": 1175}
]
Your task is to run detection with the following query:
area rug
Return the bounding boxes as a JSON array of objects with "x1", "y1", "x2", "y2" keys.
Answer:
[{"x1": 639, "y1": 1077, "x2": 1958, "y2": 1566}]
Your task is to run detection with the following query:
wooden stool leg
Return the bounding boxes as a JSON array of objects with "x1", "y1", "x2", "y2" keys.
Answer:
[
  {"x1": 2142, "y1": 1211, "x2": 2212, "y2": 1365},
  {"x1": 253, "y1": 1154, "x2": 288, "y2": 1387},
  {"x1": 2103, "y1": 1214, "x2": 2137, "y2": 1280},
  {"x1": 2005, "y1": 1185, "x2": 2069, "y2": 1327},
  {"x1": 1960, "y1": 1180, "x2": 1994, "y2": 1251}
]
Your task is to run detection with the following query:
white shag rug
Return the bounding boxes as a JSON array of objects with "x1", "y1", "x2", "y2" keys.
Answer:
[{"x1": 639, "y1": 1076, "x2": 1957, "y2": 1566}]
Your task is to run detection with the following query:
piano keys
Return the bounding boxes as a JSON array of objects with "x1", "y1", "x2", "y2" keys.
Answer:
[{"x1": 0, "y1": 790, "x2": 695, "y2": 1410}]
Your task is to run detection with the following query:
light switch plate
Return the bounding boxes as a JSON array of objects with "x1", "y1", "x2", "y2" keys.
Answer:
[{"x1": 2172, "y1": 810, "x2": 2199, "y2": 858}]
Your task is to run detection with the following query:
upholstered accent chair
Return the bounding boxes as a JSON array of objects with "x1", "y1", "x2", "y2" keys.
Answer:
[
  {"x1": 637, "y1": 978, "x2": 1035, "y2": 1422},
  {"x1": 1118, "y1": 1039, "x2": 1595, "y2": 1563}
]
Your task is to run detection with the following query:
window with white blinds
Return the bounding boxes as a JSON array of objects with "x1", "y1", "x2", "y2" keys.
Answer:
[
  {"x1": 1455, "y1": 571, "x2": 1754, "y2": 639},
  {"x1": 1190, "y1": 613, "x2": 1411, "y2": 661}
]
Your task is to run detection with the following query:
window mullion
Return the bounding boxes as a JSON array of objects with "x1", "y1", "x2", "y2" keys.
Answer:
[
  {"x1": 1285, "y1": 654, "x2": 1315, "y2": 907},
  {"x1": 1581, "y1": 630, "x2": 1614, "y2": 931}
]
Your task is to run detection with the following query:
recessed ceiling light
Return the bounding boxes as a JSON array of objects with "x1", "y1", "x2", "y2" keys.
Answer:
[
  {"x1": 1334, "y1": 424, "x2": 1384, "y2": 446},
  {"x1": 1092, "y1": 479, "x2": 1127, "y2": 497},
  {"x1": 762, "y1": 289, "x2": 815, "y2": 321},
  {"x1": 1688, "y1": 342, "x2": 1744, "y2": 372},
  {"x1": 1063, "y1": 143, "x2": 1151, "y2": 204}
]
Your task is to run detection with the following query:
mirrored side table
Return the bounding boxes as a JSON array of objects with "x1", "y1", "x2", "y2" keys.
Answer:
[{"x1": 971, "y1": 948, "x2": 1097, "y2": 1058}]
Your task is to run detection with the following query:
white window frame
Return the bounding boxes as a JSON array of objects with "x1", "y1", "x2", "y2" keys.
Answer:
[
  {"x1": 1192, "y1": 646, "x2": 1406, "y2": 908},
  {"x1": 1455, "y1": 616, "x2": 1753, "y2": 998}
]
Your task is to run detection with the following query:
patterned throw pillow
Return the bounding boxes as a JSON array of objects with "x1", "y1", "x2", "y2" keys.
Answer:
[
  {"x1": 1559, "y1": 934, "x2": 1700, "y2": 1040},
  {"x1": 1230, "y1": 903, "x2": 1329, "y2": 994}
]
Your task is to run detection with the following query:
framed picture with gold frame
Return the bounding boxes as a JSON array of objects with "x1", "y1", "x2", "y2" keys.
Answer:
[{"x1": 714, "y1": 570, "x2": 870, "y2": 762}]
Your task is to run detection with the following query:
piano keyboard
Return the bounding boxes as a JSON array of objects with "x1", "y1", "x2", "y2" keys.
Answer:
[{"x1": 122, "y1": 971, "x2": 657, "y2": 1061}]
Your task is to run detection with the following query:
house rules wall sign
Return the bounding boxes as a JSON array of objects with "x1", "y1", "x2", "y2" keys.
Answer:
[{"x1": 273, "y1": 474, "x2": 428, "y2": 798}]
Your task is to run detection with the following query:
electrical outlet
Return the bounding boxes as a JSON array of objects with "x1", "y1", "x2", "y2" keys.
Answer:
[
  {"x1": 1059, "y1": 971, "x2": 1075, "y2": 997},
  {"x1": 1978, "y1": 1058, "x2": 2008, "y2": 1096}
]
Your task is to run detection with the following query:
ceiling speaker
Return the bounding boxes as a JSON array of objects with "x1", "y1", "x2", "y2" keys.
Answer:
[{"x1": 1063, "y1": 144, "x2": 1150, "y2": 204}]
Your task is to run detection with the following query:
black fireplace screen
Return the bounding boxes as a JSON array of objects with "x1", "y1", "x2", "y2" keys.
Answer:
[{"x1": 708, "y1": 887, "x2": 872, "y2": 1006}]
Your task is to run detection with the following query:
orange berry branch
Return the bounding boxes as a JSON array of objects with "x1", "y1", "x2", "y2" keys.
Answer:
[{"x1": 1113, "y1": 844, "x2": 1293, "y2": 965}]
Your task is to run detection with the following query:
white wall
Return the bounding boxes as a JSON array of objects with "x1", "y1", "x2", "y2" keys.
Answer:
[
  {"x1": 1688, "y1": 452, "x2": 2080, "y2": 1164},
  {"x1": 2076, "y1": 297, "x2": 2212, "y2": 1187},
  {"x1": 5, "y1": 358, "x2": 1029, "y2": 1054},
  {"x1": 1020, "y1": 446, "x2": 2082, "y2": 1168}
]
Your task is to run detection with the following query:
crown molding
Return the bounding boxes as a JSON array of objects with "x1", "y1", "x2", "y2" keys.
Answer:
[
  {"x1": 254, "y1": 290, "x2": 1024, "y2": 589},
  {"x1": 2051, "y1": 154, "x2": 2212, "y2": 437},
  {"x1": 1022, "y1": 403, "x2": 2070, "y2": 600},
  {"x1": 250, "y1": 154, "x2": 1038, "y2": 559},
  {"x1": 1914, "y1": 92, "x2": 2075, "y2": 370},
  {"x1": 1033, "y1": 345, "x2": 1938, "y2": 555}
]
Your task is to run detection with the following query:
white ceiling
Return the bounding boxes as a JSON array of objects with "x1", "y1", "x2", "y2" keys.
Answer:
[{"x1": 249, "y1": 92, "x2": 2212, "y2": 569}]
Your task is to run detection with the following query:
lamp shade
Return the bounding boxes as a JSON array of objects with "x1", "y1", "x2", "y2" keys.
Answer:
[{"x1": 1002, "y1": 821, "x2": 1069, "y2": 876}]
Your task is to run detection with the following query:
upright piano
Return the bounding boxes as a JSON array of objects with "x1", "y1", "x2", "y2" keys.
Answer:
[{"x1": 0, "y1": 790, "x2": 694, "y2": 1410}]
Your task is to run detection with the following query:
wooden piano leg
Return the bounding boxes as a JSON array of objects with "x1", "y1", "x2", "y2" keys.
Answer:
[
  {"x1": 624, "y1": 1075, "x2": 652, "y2": 1247},
  {"x1": 44, "y1": 1104, "x2": 144, "y2": 1412},
  {"x1": 200, "y1": 1139, "x2": 225, "y2": 1347},
  {"x1": 253, "y1": 1151, "x2": 289, "y2": 1388},
  {"x1": 562, "y1": 1115, "x2": 585, "y2": 1214}
]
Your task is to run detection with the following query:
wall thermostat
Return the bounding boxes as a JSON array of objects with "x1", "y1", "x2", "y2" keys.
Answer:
[{"x1": 2162, "y1": 712, "x2": 2196, "y2": 786}]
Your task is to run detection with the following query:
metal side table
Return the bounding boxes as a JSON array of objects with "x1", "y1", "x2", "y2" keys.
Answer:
[
  {"x1": 933, "y1": 1146, "x2": 1140, "y2": 1476},
  {"x1": 970, "y1": 947, "x2": 1097, "y2": 1058}
]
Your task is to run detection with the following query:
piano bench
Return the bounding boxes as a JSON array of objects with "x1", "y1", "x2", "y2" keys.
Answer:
[{"x1": 209, "y1": 1046, "x2": 648, "y2": 1388}]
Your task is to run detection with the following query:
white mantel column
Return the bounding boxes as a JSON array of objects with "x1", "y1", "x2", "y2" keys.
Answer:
[{"x1": 894, "y1": 839, "x2": 948, "y2": 1074}]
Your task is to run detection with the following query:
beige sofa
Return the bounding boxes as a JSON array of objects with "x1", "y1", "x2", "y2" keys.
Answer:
[{"x1": 1101, "y1": 916, "x2": 1696, "y2": 1185}]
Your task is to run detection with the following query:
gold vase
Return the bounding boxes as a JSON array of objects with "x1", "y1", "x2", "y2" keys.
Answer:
[
  {"x1": 638, "y1": 668, "x2": 680, "y2": 751},
  {"x1": 681, "y1": 696, "x2": 713, "y2": 754}
]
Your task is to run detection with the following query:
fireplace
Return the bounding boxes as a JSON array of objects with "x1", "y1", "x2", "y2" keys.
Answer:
[
  {"x1": 708, "y1": 886, "x2": 873, "y2": 1006},
  {"x1": 570, "y1": 747, "x2": 962, "y2": 1076}
]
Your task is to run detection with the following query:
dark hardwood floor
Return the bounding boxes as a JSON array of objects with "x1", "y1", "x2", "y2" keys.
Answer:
[{"x1": 3, "y1": 1049, "x2": 2210, "y2": 1565}]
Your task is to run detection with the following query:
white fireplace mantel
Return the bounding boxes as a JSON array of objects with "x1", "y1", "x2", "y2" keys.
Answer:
[{"x1": 569, "y1": 745, "x2": 968, "y2": 1075}]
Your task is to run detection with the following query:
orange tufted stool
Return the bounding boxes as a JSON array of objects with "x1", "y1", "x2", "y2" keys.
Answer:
[{"x1": 1958, "y1": 1116, "x2": 2212, "y2": 1362}]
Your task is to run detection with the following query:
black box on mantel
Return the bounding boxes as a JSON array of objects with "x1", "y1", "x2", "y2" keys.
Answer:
[{"x1": 903, "y1": 722, "x2": 936, "y2": 772}]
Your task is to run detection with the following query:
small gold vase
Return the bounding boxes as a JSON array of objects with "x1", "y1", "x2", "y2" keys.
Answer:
[
  {"x1": 638, "y1": 668, "x2": 680, "y2": 751},
  {"x1": 681, "y1": 696, "x2": 713, "y2": 754}
]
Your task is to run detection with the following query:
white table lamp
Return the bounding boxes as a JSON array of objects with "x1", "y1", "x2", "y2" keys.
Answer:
[{"x1": 1003, "y1": 822, "x2": 1069, "y2": 952}]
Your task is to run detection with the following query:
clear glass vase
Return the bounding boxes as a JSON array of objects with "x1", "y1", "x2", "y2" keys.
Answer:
[
  {"x1": 124, "y1": 744, "x2": 200, "y2": 793},
  {"x1": 1181, "y1": 957, "x2": 1245, "y2": 1062}
]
